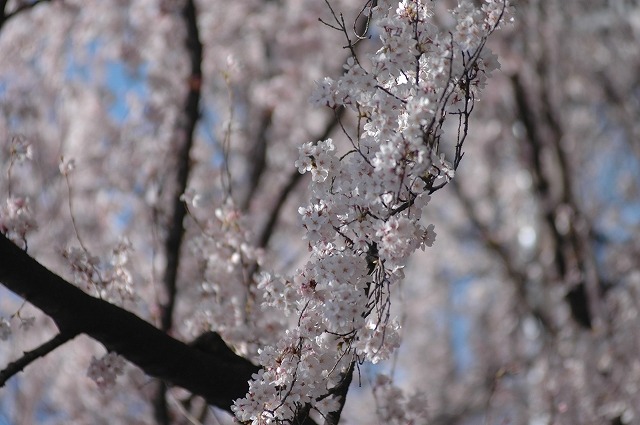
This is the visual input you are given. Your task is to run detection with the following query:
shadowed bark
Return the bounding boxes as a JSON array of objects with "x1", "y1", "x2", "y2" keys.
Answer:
[
  {"x1": 0, "y1": 0, "x2": 50, "y2": 31},
  {"x1": 0, "y1": 234, "x2": 259, "y2": 412},
  {"x1": 154, "y1": 0, "x2": 204, "y2": 422}
]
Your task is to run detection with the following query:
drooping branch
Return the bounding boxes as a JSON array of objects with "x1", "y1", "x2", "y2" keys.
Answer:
[{"x1": 0, "y1": 234, "x2": 259, "y2": 411}]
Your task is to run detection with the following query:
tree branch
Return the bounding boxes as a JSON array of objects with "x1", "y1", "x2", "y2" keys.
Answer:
[
  {"x1": 511, "y1": 73, "x2": 566, "y2": 277},
  {"x1": 155, "y1": 0, "x2": 203, "y2": 421},
  {"x1": 159, "y1": 0, "x2": 203, "y2": 336},
  {"x1": 0, "y1": 0, "x2": 51, "y2": 31},
  {"x1": 0, "y1": 234, "x2": 259, "y2": 412},
  {"x1": 451, "y1": 179, "x2": 556, "y2": 334},
  {"x1": 511, "y1": 73, "x2": 600, "y2": 329},
  {"x1": 240, "y1": 109, "x2": 271, "y2": 211},
  {"x1": 0, "y1": 331, "x2": 76, "y2": 387},
  {"x1": 257, "y1": 107, "x2": 343, "y2": 249},
  {"x1": 322, "y1": 361, "x2": 354, "y2": 425}
]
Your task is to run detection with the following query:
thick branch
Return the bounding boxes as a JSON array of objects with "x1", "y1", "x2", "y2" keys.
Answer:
[
  {"x1": 159, "y1": 0, "x2": 203, "y2": 334},
  {"x1": 511, "y1": 73, "x2": 600, "y2": 329},
  {"x1": 511, "y1": 73, "x2": 568, "y2": 279},
  {"x1": 323, "y1": 361, "x2": 354, "y2": 425},
  {"x1": 0, "y1": 234, "x2": 259, "y2": 411}
]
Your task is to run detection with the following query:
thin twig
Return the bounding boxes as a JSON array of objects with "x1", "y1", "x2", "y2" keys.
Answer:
[
  {"x1": 0, "y1": 0, "x2": 51, "y2": 31},
  {"x1": 0, "y1": 331, "x2": 76, "y2": 387}
]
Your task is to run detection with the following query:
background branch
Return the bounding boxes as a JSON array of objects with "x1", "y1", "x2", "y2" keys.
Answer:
[
  {"x1": 257, "y1": 108, "x2": 343, "y2": 249},
  {"x1": 154, "y1": 0, "x2": 203, "y2": 422}
]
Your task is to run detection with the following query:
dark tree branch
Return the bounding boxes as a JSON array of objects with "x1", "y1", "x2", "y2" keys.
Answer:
[
  {"x1": 451, "y1": 179, "x2": 556, "y2": 334},
  {"x1": 323, "y1": 361, "x2": 354, "y2": 425},
  {"x1": 0, "y1": 0, "x2": 50, "y2": 31},
  {"x1": 0, "y1": 234, "x2": 259, "y2": 411},
  {"x1": 159, "y1": 0, "x2": 203, "y2": 337},
  {"x1": 292, "y1": 404, "x2": 317, "y2": 425},
  {"x1": 240, "y1": 109, "x2": 271, "y2": 211},
  {"x1": 512, "y1": 72, "x2": 602, "y2": 330},
  {"x1": 510, "y1": 73, "x2": 563, "y2": 275},
  {"x1": 257, "y1": 108, "x2": 343, "y2": 249},
  {"x1": 0, "y1": 0, "x2": 6, "y2": 29},
  {"x1": 535, "y1": 42, "x2": 604, "y2": 329},
  {"x1": 0, "y1": 331, "x2": 76, "y2": 386},
  {"x1": 155, "y1": 0, "x2": 204, "y2": 421}
]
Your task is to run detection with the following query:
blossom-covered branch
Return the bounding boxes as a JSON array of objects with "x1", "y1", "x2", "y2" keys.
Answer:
[{"x1": 232, "y1": 1, "x2": 511, "y2": 423}]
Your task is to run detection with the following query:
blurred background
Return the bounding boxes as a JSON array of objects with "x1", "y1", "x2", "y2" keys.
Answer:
[{"x1": 0, "y1": 0, "x2": 639, "y2": 424}]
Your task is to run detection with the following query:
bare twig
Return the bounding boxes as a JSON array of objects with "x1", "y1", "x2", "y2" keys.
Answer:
[
  {"x1": 0, "y1": 0, "x2": 50, "y2": 31},
  {"x1": 0, "y1": 331, "x2": 76, "y2": 387}
]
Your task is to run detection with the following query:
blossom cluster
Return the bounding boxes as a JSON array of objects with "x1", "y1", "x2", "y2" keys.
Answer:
[
  {"x1": 0, "y1": 196, "x2": 37, "y2": 246},
  {"x1": 1, "y1": 136, "x2": 37, "y2": 246},
  {"x1": 185, "y1": 200, "x2": 288, "y2": 354},
  {"x1": 233, "y1": 0, "x2": 509, "y2": 423},
  {"x1": 372, "y1": 374, "x2": 429, "y2": 424},
  {"x1": 0, "y1": 311, "x2": 36, "y2": 341},
  {"x1": 62, "y1": 238, "x2": 136, "y2": 305},
  {"x1": 86, "y1": 352, "x2": 126, "y2": 391},
  {"x1": 0, "y1": 317, "x2": 11, "y2": 341}
]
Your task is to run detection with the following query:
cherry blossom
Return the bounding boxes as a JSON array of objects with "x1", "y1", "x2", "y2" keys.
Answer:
[
  {"x1": 0, "y1": 196, "x2": 37, "y2": 246},
  {"x1": 0, "y1": 0, "x2": 634, "y2": 422},
  {"x1": 0, "y1": 318, "x2": 11, "y2": 341},
  {"x1": 86, "y1": 351, "x2": 126, "y2": 391},
  {"x1": 233, "y1": 1, "x2": 510, "y2": 422}
]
